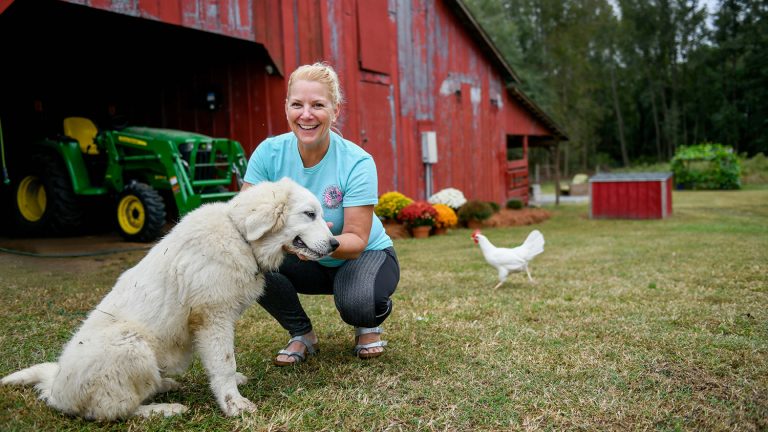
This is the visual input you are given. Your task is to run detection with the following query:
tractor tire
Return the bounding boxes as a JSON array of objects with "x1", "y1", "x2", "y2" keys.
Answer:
[
  {"x1": 13, "y1": 152, "x2": 84, "y2": 236},
  {"x1": 116, "y1": 182, "x2": 166, "y2": 243}
]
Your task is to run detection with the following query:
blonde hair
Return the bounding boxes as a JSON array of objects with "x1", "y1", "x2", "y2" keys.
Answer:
[{"x1": 287, "y1": 62, "x2": 344, "y2": 107}]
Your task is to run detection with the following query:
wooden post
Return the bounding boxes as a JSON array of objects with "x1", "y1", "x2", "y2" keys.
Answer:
[{"x1": 554, "y1": 139, "x2": 561, "y2": 206}]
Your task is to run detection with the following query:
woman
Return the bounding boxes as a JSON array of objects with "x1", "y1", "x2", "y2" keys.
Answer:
[{"x1": 242, "y1": 62, "x2": 399, "y2": 365}]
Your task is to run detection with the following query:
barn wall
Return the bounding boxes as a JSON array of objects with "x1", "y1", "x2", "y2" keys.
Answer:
[
  {"x1": 385, "y1": 0, "x2": 554, "y2": 202},
  {"x1": 324, "y1": 0, "x2": 556, "y2": 203},
  {"x1": 3, "y1": 0, "x2": 561, "y2": 205}
]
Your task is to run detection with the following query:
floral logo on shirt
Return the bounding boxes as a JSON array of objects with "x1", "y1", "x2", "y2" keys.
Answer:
[{"x1": 322, "y1": 185, "x2": 343, "y2": 209}]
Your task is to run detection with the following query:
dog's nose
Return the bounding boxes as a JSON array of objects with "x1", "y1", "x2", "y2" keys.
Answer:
[{"x1": 329, "y1": 238, "x2": 340, "y2": 251}]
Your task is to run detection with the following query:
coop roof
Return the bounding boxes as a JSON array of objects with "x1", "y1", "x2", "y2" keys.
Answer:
[{"x1": 590, "y1": 172, "x2": 674, "y2": 182}]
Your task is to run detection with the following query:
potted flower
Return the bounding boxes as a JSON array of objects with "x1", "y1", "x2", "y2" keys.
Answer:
[
  {"x1": 457, "y1": 200, "x2": 493, "y2": 229},
  {"x1": 374, "y1": 191, "x2": 413, "y2": 222},
  {"x1": 428, "y1": 187, "x2": 467, "y2": 210},
  {"x1": 432, "y1": 203, "x2": 458, "y2": 235},
  {"x1": 397, "y1": 201, "x2": 437, "y2": 238}
]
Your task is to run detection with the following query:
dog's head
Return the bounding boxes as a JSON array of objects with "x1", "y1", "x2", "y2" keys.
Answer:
[{"x1": 229, "y1": 178, "x2": 339, "y2": 260}]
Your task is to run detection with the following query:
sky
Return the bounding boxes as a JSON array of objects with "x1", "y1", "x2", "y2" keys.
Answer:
[{"x1": 608, "y1": 0, "x2": 720, "y2": 19}]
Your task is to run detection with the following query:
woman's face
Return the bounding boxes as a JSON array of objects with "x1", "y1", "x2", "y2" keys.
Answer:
[{"x1": 285, "y1": 79, "x2": 339, "y2": 150}]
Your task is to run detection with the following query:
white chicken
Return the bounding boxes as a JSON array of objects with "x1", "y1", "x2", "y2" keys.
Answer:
[{"x1": 471, "y1": 229, "x2": 545, "y2": 288}]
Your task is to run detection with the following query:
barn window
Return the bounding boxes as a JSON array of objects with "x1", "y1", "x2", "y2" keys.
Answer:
[
  {"x1": 506, "y1": 135, "x2": 525, "y2": 161},
  {"x1": 357, "y1": 0, "x2": 390, "y2": 74}
]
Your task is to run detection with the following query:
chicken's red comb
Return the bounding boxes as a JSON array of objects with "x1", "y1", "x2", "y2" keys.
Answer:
[{"x1": 472, "y1": 229, "x2": 482, "y2": 236}]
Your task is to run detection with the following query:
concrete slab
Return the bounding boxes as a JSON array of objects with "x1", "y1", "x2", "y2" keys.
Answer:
[{"x1": 531, "y1": 194, "x2": 590, "y2": 206}]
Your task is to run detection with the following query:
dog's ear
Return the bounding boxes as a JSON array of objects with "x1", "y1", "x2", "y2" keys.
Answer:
[
  {"x1": 243, "y1": 190, "x2": 289, "y2": 241},
  {"x1": 245, "y1": 202, "x2": 287, "y2": 240}
]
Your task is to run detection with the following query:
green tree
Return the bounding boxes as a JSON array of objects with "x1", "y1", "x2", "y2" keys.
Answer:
[
  {"x1": 465, "y1": 0, "x2": 767, "y2": 173},
  {"x1": 707, "y1": 0, "x2": 768, "y2": 154},
  {"x1": 466, "y1": 0, "x2": 616, "y2": 173}
]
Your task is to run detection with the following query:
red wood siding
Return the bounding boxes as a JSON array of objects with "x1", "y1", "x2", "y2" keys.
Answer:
[
  {"x1": 358, "y1": 81, "x2": 396, "y2": 192},
  {"x1": 507, "y1": 159, "x2": 529, "y2": 203},
  {"x1": 0, "y1": 0, "x2": 15, "y2": 14},
  {"x1": 589, "y1": 174, "x2": 673, "y2": 219},
  {"x1": 62, "y1": 0, "x2": 256, "y2": 41},
  {"x1": 357, "y1": 0, "x2": 391, "y2": 74}
]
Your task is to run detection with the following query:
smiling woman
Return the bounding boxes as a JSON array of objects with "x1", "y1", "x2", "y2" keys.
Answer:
[
  {"x1": 285, "y1": 79, "x2": 339, "y2": 159},
  {"x1": 240, "y1": 62, "x2": 401, "y2": 365}
]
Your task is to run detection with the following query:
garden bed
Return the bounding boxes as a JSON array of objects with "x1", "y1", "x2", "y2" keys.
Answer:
[{"x1": 383, "y1": 208, "x2": 552, "y2": 239}]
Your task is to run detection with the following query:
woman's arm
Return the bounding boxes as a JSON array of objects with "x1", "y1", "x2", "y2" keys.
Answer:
[{"x1": 330, "y1": 205, "x2": 373, "y2": 260}]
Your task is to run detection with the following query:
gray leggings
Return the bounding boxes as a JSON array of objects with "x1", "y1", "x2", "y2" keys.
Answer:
[{"x1": 258, "y1": 247, "x2": 400, "y2": 337}]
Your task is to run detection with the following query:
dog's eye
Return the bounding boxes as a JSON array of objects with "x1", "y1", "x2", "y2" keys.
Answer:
[{"x1": 304, "y1": 211, "x2": 316, "y2": 220}]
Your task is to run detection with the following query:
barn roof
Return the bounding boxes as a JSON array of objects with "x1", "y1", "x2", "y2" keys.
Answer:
[{"x1": 445, "y1": 0, "x2": 569, "y2": 141}]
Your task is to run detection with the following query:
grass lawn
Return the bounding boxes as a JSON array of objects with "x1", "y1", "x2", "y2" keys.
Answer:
[{"x1": 1, "y1": 189, "x2": 766, "y2": 431}]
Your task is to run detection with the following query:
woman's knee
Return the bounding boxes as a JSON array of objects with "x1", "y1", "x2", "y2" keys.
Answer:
[
  {"x1": 335, "y1": 292, "x2": 392, "y2": 327},
  {"x1": 334, "y1": 248, "x2": 399, "y2": 327}
]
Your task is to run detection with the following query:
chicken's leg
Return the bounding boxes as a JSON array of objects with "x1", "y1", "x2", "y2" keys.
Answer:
[
  {"x1": 494, "y1": 268, "x2": 509, "y2": 289},
  {"x1": 525, "y1": 265, "x2": 534, "y2": 283}
]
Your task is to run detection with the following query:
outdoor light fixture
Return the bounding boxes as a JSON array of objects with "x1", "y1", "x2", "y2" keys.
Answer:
[{"x1": 203, "y1": 88, "x2": 222, "y2": 112}]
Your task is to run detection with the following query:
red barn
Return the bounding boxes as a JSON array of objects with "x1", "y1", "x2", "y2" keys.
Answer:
[{"x1": 0, "y1": 0, "x2": 566, "y2": 205}]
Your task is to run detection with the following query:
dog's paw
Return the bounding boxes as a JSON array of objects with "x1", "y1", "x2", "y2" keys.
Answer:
[
  {"x1": 158, "y1": 378, "x2": 181, "y2": 392},
  {"x1": 135, "y1": 403, "x2": 189, "y2": 418},
  {"x1": 235, "y1": 372, "x2": 248, "y2": 386},
  {"x1": 222, "y1": 394, "x2": 257, "y2": 416}
]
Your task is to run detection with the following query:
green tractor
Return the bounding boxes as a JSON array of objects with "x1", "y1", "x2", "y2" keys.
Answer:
[{"x1": 9, "y1": 117, "x2": 247, "y2": 242}]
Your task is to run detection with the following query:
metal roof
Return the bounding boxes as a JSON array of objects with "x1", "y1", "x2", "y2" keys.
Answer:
[{"x1": 590, "y1": 172, "x2": 674, "y2": 182}]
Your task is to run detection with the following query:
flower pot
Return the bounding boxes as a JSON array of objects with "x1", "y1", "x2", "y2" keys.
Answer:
[
  {"x1": 410, "y1": 225, "x2": 431, "y2": 239},
  {"x1": 433, "y1": 227, "x2": 447, "y2": 235},
  {"x1": 382, "y1": 219, "x2": 409, "y2": 239}
]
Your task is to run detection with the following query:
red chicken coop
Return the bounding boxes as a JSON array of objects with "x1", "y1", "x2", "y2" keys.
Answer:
[{"x1": 589, "y1": 172, "x2": 674, "y2": 219}]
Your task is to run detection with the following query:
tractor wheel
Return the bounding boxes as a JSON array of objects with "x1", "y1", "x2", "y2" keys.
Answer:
[
  {"x1": 116, "y1": 182, "x2": 166, "y2": 242},
  {"x1": 13, "y1": 152, "x2": 84, "y2": 236}
]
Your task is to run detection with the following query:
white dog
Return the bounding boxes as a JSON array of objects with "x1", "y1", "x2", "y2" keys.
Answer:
[{"x1": 2, "y1": 177, "x2": 338, "y2": 421}]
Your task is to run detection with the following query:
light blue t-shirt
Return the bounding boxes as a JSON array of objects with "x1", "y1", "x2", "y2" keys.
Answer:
[{"x1": 244, "y1": 131, "x2": 393, "y2": 267}]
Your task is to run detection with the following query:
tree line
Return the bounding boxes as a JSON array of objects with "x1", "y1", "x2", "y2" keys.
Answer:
[{"x1": 465, "y1": 0, "x2": 767, "y2": 173}]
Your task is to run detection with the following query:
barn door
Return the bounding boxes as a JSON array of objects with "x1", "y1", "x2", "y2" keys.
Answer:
[
  {"x1": 356, "y1": 0, "x2": 394, "y2": 194},
  {"x1": 358, "y1": 82, "x2": 394, "y2": 194}
]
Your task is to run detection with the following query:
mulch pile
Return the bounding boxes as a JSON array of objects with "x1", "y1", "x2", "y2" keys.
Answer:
[
  {"x1": 383, "y1": 208, "x2": 552, "y2": 239},
  {"x1": 484, "y1": 208, "x2": 552, "y2": 228}
]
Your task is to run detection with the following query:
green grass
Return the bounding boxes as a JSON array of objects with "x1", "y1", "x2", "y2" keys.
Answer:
[{"x1": 1, "y1": 190, "x2": 767, "y2": 430}]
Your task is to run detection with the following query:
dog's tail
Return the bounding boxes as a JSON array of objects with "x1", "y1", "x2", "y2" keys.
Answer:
[{"x1": 2, "y1": 363, "x2": 59, "y2": 400}]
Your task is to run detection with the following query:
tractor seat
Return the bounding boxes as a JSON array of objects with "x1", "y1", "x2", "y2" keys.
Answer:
[{"x1": 63, "y1": 117, "x2": 99, "y2": 155}]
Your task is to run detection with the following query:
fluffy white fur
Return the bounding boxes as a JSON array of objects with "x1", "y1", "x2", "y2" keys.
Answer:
[{"x1": 2, "y1": 177, "x2": 337, "y2": 421}]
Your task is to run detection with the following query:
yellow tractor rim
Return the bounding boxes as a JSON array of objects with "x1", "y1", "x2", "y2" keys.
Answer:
[
  {"x1": 117, "y1": 195, "x2": 145, "y2": 235},
  {"x1": 17, "y1": 176, "x2": 46, "y2": 222}
]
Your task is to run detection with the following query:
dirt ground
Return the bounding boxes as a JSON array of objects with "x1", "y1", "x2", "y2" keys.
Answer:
[
  {"x1": 0, "y1": 234, "x2": 151, "y2": 272},
  {"x1": 0, "y1": 208, "x2": 552, "y2": 260}
]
